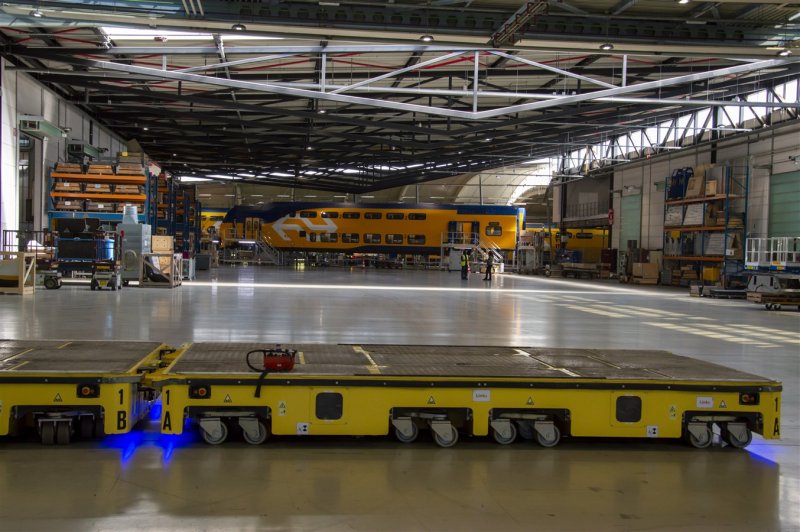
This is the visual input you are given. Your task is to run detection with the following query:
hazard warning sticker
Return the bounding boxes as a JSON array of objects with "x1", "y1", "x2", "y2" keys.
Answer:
[
  {"x1": 278, "y1": 400, "x2": 287, "y2": 416},
  {"x1": 646, "y1": 426, "x2": 659, "y2": 438}
]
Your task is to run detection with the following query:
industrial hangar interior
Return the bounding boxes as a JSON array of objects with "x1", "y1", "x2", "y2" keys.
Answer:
[{"x1": 0, "y1": 0, "x2": 798, "y2": 530}]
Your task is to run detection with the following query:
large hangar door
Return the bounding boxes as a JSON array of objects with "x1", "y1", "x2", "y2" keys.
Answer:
[
  {"x1": 619, "y1": 194, "x2": 641, "y2": 270},
  {"x1": 769, "y1": 171, "x2": 800, "y2": 236}
]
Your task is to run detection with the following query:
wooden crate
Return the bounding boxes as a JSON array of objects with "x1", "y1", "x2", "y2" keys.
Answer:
[
  {"x1": 54, "y1": 200, "x2": 83, "y2": 211},
  {"x1": 84, "y1": 183, "x2": 113, "y2": 194},
  {"x1": 55, "y1": 163, "x2": 83, "y2": 173},
  {"x1": 87, "y1": 164, "x2": 114, "y2": 175},
  {"x1": 140, "y1": 252, "x2": 182, "y2": 288},
  {"x1": 116, "y1": 163, "x2": 144, "y2": 175},
  {"x1": 152, "y1": 235, "x2": 174, "y2": 252},
  {"x1": 114, "y1": 184, "x2": 142, "y2": 194},
  {"x1": 85, "y1": 201, "x2": 115, "y2": 212},
  {"x1": 53, "y1": 181, "x2": 82, "y2": 192},
  {"x1": 0, "y1": 252, "x2": 36, "y2": 295}
]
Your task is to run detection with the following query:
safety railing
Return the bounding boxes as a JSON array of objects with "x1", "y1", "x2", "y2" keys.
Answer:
[{"x1": 745, "y1": 237, "x2": 800, "y2": 271}]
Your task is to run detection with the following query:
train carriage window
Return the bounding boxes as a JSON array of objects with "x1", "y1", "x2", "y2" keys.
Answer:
[
  {"x1": 407, "y1": 234, "x2": 426, "y2": 245},
  {"x1": 320, "y1": 233, "x2": 338, "y2": 243},
  {"x1": 342, "y1": 233, "x2": 360, "y2": 243},
  {"x1": 408, "y1": 213, "x2": 427, "y2": 221},
  {"x1": 300, "y1": 211, "x2": 318, "y2": 218},
  {"x1": 316, "y1": 392, "x2": 343, "y2": 420},
  {"x1": 386, "y1": 212, "x2": 404, "y2": 220},
  {"x1": 343, "y1": 212, "x2": 361, "y2": 219},
  {"x1": 364, "y1": 212, "x2": 382, "y2": 220},
  {"x1": 485, "y1": 223, "x2": 502, "y2": 237},
  {"x1": 385, "y1": 234, "x2": 403, "y2": 244},
  {"x1": 616, "y1": 396, "x2": 642, "y2": 423},
  {"x1": 364, "y1": 233, "x2": 381, "y2": 244},
  {"x1": 321, "y1": 212, "x2": 339, "y2": 219}
]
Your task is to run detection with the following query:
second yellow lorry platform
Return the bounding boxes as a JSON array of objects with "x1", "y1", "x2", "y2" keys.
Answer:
[{"x1": 148, "y1": 343, "x2": 782, "y2": 449}]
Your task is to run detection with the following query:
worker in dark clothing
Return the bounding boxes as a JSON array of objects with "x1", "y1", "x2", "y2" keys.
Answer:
[
  {"x1": 483, "y1": 253, "x2": 494, "y2": 281},
  {"x1": 460, "y1": 250, "x2": 469, "y2": 280}
]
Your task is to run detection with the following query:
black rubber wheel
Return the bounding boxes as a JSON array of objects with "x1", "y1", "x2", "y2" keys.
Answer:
[
  {"x1": 394, "y1": 423, "x2": 419, "y2": 444},
  {"x1": 80, "y1": 417, "x2": 94, "y2": 439},
  {"x1": 55, "y1": 421, "x2": 71, "y2": 445},
  {"x1": 94, "y1": 418, "x2": 105, "y2": 438},
  {"x1": 90, "y1": 280, "x2": 97, "y2": 291},
  {"x1": 44, "y1": 277, "x2": 57, "y2": 290},
  {"x1": 536, "y1": 425, "x2": 561, "y2": 448},
  {"x1": 40, "y1": 423, "x2": 55, "y2": 445}
]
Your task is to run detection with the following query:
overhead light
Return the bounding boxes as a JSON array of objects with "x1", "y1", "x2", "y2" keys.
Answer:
[
  {"x1": 30, "y1": 9, "x2": 43, "y2": 18},
  {"x1": 420, "y1": 34, "x2": 434, "y2": 42},
  {"x1": 142, "y1": 126, "x2": 149, "y2": 131},
  {"x1": 306, "y1": 146, "x2": 313, "y2": 150},
  {"x1": 677, "y1": 0, "x2": 690, "y2": 3},
  {"x1": 317, "y1": 109, "x2": 327, "y2": 114},
  {"x1": 231, "y1": 23, "x2": 246, "y2": 31},
  {"x1": 599, "y1": 43, "x2": 614, "y2": 51},
  {"x1": 778, "y1": 48, "x2": 792, "y2": 57}
]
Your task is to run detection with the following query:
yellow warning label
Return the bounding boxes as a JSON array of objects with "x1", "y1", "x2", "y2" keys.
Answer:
[
  {"x1": 526, "y1": 397, "x2": 534, "y2": 405},
  {"x1": 427, "y1": 396, "x2": 436, "y2": 405},
  {"x1": 53, "y1": 393, "x2": 62, "y2": 403},
  {"x1": 224, "y1": 394, "x2": 232, "y2": 403},
  {"x1": 669, "y1": 405, "x2": 677, "y2": 419},
  {"x1": 720, "y1": 400, "x2": 727, "y2": 409}
]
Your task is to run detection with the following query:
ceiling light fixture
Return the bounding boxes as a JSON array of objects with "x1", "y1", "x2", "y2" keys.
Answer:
[
  {"x1": 778, "y1": 48, "x2": 792, "y2": 57},
  {"x1": 420, "y1": 34, "x2": 434, "y2": 42},
  {"x1": 231, "y1": 23, "x2": 246, "y2": 31},
  {"x1": 30, "y1": 9, "x2": 43, "y2": 18},
  {"x1": 317, "y1": 109, "x2": 327, "y2": 114},
  {"x1": 677, "y1": 0, "x2": 690, "y2": 4},
  {"x1": 599, "y1": 43, "x2": 614, "y2": 51}
]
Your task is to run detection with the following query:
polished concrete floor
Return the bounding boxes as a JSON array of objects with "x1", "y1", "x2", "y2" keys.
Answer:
[{"x1": 0, "y1": 265, "x2": 798, "y2": 531}]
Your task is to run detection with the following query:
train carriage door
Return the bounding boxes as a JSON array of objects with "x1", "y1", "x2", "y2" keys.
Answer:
[
  {"x1": 245, "y1": 217, "x2": 262, "y2": 240},
  {"x1": 471, "y1": 221, "x2": 480, "y2": 245},
  {"x1": 447, "y1": 221, "x2": 457, "y2": 243}
]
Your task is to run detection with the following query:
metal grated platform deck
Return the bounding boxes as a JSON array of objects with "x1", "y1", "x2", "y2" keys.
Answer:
[
  {"x1": 0, "y1": 341, "x2": 164, "y2": 373},
  {"x1": 168, "y1": 343, "x2": 771, "y2": 382}
]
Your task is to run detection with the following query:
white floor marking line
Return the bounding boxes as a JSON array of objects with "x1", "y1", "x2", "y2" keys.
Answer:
[
  {"x1": 561, "y1": 304, "x2": 629, "y2": 318},
  {"x1": 693, "y1": 323, "x2": 800, "y2": 345},
  {"x1": 644, "y1": 322, "x2": 779, "y2": 347}
]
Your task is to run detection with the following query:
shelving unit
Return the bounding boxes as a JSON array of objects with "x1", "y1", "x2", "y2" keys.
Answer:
[
  {"x1": 48, "y1": 156, "x2": 155, "y2": 226},
  {"x1": 662, "y1": 162, "x2": 748, "y2": 288}
]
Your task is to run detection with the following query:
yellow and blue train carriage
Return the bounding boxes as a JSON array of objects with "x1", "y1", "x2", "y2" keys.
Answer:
[{"x1": 219, "y1": 203, "x2": 525, "y2": 255}]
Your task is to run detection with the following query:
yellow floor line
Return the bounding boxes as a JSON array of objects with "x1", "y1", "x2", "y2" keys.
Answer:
[
  {"x1": 57, "y1": 342, "x2": 72, "y2": 349},
  {"x1": 298, "y1": 352, "x2": 306, "y2": 365},
  {"x1": 353, "y1": 346, "x2": 381, "y2": 374},
  {"x1": 3, "y1": 348, "x2": 33, "y2": 362}
]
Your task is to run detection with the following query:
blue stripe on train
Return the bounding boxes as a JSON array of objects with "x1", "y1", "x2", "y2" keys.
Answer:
[{"x1": 223, "y1": 203, "x2": 522, "y2": 223}]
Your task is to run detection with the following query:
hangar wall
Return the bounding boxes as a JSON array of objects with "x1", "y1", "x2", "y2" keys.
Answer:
[
  {"x1": 611, "y1": 122, "x2": 800, "y2": 251},
  {"x1": 0, "y1": 60, "x2": 127, "y2": 234}
]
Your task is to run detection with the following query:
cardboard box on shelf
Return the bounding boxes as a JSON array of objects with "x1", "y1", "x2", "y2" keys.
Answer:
[
  {"x1": 55, "y1": 163, "x2": 83, "y2": 173},
  {"x1": 684, "y1": 175, "x2": 706, "y2": 198},
  {"x1": 705, "y1": 181, "x2": 718, "y2": 196}
]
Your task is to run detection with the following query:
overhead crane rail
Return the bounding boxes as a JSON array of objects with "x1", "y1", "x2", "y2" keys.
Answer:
[{"x1": 0, "y1": 341, "x2": 781, "y2": 450}]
